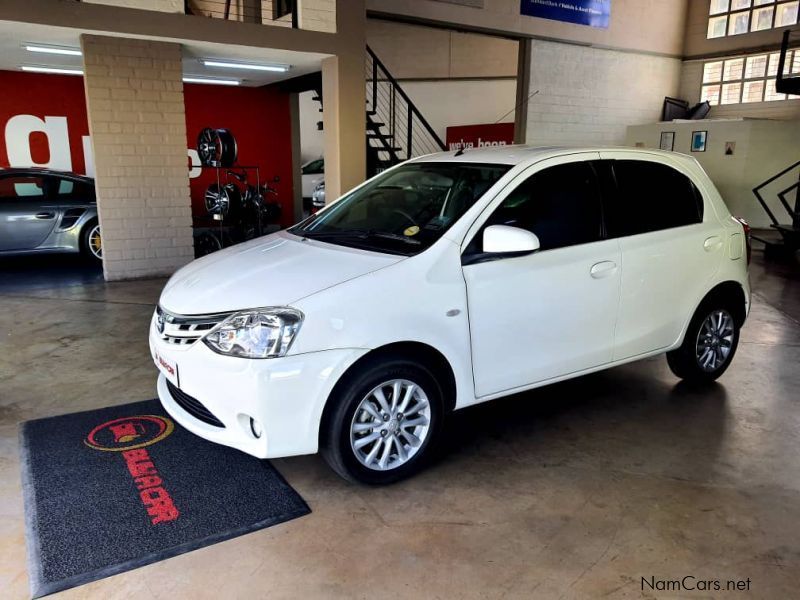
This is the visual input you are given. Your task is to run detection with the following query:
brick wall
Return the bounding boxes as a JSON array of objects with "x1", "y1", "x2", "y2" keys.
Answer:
[
  {"x1": 81, "y1": 35, "x2": 194, "y2": 281},
  {"x1": 525, "y1": 40, "x2": 682, "y2": 146}
]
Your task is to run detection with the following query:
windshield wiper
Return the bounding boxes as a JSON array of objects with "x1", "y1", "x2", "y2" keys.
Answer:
[{"x1": 300, "y1": 229, "x2": 420, "y2": 246}]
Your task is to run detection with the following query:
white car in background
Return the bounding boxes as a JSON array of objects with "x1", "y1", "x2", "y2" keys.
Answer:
[
  {"x1": 151, "y1": 146, "x2": 750, "y2": 484},
  {"x1": 301, "y1": 158, "x2": 324, "y2": 200}
]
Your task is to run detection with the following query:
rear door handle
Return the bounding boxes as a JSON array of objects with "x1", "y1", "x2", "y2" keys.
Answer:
[
  {"x1": 704, "y1": 236, "x2": 723, "y2": 252},
  {"x1": 590, "y1": 261, "x2": 618, "y2": 279},
  {"x1": 35, "y1": 212, "x2": 56, "y2": 220}
]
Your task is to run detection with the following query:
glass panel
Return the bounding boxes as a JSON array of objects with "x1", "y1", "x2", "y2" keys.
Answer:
[
  {"x1": 731, "y1": 0, "x2": 752, "y2": 8},
  {"x1": 791, "y1": 51, "x2": 800, "y2": 74},
  {"x1": 703, "y1": 61, "x2": 724, "y2": 83},
  {"x1": 702, "y1": 85, "x2": 722, "y2": 106},
  {"x1": 728, "y1": 11, "x2": 751, "y2": 34},
  {"x1": 754, "y1": 0, "x2": 775, "y2": 4},
  {"x1": 721, "y1": 82, "x2": 743, "y2": 104},
  {"x1": 710, "y1": 0, "x2": 730, "y2": 13},
  {"x1": 723, "y1": 58, "x2": 745, "y2": 80},
  {"x1": 767, "y1": 52, "x2": 782, "y2": 76},
  {"x1": 708, "y1": 15, "x2": 729, "y2": 38},
  {"x1": 776, "y1": 1, "x2": 799, "y2": 26},
  {"x1": 742, "y1": 80, "x2": 766, "y2": 102},
  {"x1": 764, "y1": 78, "x2": 787, "y2": 100},
  {"x1": 745, "y1": 55, "x2": 768, "y2": 78},
  {"x1": 751, "y1": 6, "x2": 775, "y2": 29}
]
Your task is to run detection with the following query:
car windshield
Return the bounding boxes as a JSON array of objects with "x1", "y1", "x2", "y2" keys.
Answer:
[{"x1": 289, "y1": 162, "x2": 510, "y2": 255}]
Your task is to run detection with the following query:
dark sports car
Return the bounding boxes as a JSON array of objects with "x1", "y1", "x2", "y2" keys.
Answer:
[{"x1": 0, "y1": 167, "x2": 101, "y2": 262}]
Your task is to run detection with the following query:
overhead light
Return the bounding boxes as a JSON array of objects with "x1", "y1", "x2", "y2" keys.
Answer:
[
  {"x1": 201, "y1": 59, "x2": 290, "y2": 73},
  {"x1": 24, "y1": 44, "x2": 82, "y2": 57},
  {"x1": 183, "y1": 76, "x2": 240, "y2": 86},
  {"x1": 21, "y1": 65, "x2": 83, "y2": 75}
]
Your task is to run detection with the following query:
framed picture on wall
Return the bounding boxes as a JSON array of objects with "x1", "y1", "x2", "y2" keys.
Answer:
[
  {"x1": 691, "y1": 130, "x2": 708, "y2": 152},
  {"x1": 660, "y1": 131, "x2": 675, "y2": 151}
]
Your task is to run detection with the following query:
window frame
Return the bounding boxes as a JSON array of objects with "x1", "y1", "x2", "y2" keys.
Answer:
[
  {"x1": 701, "y1": 49, "x2": 800, "y2": 105},
  {"x1": 707, "y1": 0, "x2": 800, "y2": 39},
  {"x1": 0, "y1": 173, "x2": 51, "y2": 201}
]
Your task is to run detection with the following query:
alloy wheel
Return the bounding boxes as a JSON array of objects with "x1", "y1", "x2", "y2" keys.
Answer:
[
  {"x1": 349, "y1": 378, "x2": 431, "y2": 471},
  {"x1": 695, "y1": 309, "x2": 734, "y2": 372},
  {"x1": 88, "y1": 224, "x2": 102, "y2": 260}
]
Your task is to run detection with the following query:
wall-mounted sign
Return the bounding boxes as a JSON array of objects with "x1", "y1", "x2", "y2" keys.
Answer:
[
  {"x1": 445, "y1": 122, "x2": 514, "y2": 151},
  {"x1": 520, "y1": 0, "x2": 611, "y2": 29}
]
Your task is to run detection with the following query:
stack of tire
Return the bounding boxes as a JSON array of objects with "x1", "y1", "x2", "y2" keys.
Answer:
[{"x1": 198, "y1": 128, "x2": 239, "y2": 218}]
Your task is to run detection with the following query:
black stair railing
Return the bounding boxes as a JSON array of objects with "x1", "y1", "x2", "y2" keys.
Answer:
[
  {"x1": 753, "y1": 160, "x2": 800, "y2": 241},
  {"x1": 365, "y1": 46, "x2": 446, "y2": 171}
]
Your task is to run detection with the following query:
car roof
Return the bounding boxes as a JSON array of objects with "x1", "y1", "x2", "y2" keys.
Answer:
[
  {"x1": 409, "y1": 144, "x2": 695, "y2": 167},
  {"x1": 0, "y1": 166, "x2": 94, "y2": 182}
]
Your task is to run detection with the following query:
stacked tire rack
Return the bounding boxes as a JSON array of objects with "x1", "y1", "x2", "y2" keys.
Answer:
[{"x1": 193, "y1": 128, "x2": 282, "y2": 257}]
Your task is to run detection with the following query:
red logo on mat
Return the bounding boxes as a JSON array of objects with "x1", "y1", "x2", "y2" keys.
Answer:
[
  {"x1": 86, "y1": 415, "x2": 180, "y2": 525},
  {"x1": 85, "y1": 415, "x2": 174, "y2": 452}
]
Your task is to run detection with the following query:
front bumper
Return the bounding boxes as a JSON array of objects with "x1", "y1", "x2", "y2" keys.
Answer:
[{"x1": 150, "y1": 323, "x2": 367, "y2": 459}]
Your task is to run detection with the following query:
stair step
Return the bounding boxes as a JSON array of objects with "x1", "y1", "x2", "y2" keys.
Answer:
[
  {"x1": 367, "y1": 133, "x2": 393, "y2": 140},
  {"x1": 367, "y1": 121, "x2": 385, "y2": 129},
  {"x1": 366, "y1": 110, "x2": 377, "y2": 116}
]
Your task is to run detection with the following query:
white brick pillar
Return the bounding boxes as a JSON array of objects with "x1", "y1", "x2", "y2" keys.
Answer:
[{"x1": 81, "y1": 35, "x2": 194, "y2": 281}]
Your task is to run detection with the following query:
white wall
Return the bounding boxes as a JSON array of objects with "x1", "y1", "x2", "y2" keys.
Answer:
[
  {"x1": 402, "y1": 79, "x2": 517, "y2": 141},
  {"x1": 298, "y1": 90, "x2": 325, "y2": 163},
  {"x1": 525, "y1": 39, "x2": 683, "y2": 146},
  {"x1": 626, "y1": 119, "x2": 800, "y2": 228}
]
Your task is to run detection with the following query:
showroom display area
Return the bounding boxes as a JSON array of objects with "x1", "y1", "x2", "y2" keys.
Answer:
[{"x1": 0, "y1": 70, "x2": 297, "y2": 226}]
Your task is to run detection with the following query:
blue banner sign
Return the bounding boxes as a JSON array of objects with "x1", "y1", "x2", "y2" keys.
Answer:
[{"x1": 521, "y1": 0, "x2": 611, "y2": 29}]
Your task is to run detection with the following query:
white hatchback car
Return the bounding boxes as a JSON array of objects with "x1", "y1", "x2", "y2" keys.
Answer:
[{"x1": 151, "y1": 146, "x2": 750, "y2": 484}]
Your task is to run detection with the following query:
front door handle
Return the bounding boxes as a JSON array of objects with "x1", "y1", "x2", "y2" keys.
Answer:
[
  {"x1": 590, "y1": 261, "x2": 618, "y2": 279},
  {"x1": 35, "y1": 212, "x2": 56, "y2": 220},
  {"x1": 704, "y1": 236, "x2": 723, "y2": 252}
]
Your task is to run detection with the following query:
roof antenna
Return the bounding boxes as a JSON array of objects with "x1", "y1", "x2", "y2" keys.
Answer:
[{"x1": 454, "y1": 146, "x2": 466, "y2": 157}]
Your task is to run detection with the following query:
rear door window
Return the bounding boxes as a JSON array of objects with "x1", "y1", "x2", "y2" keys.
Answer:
[
  {"x1": 605, "y1": 160, "x2": 703, "y2": 237},
  {"x1": 0, "y1": 175, "x2": 47, "y2": 199}
]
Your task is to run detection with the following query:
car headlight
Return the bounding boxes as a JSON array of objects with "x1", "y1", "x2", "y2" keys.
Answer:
[{"x1": 203, "y1": 308, "x2": 303, "y2": 359}]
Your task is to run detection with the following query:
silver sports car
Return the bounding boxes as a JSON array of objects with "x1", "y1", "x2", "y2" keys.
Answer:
[{"x1": 0, "y1": 168, "x2": 101, "y2": 262}]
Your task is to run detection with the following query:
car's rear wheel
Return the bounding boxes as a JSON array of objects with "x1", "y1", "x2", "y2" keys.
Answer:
[
  {"x1": 81, "y1": 221, "x2": 102, "y2": 263},
  {"x1": 321, "y1": 356, "x2": 445, "y2": 484},
  {"x1": 667, "y1": 300, "x2": 740, "y2": 383}
]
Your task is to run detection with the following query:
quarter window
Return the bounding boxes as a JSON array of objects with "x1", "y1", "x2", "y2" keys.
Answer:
[
  {"x1": 480, "y1": 162, "x2": 603, "y2": 252},
  {"x1": 605, "y1": 161, "x2": 703, "y2": 237}
]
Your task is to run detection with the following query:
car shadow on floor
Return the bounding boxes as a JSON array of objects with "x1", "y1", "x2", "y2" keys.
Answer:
[{"x1": 0, "y1": 254, "x2": 103, "y2": 293}]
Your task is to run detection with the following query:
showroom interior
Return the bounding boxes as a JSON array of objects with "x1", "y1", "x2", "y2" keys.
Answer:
[{"x1": 0, "y1": 0, "x2": 799, "y2": 597}]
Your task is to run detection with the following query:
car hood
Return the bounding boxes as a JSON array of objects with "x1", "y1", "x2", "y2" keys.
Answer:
[{"x1": 159, "y1": 231, "x2": 403, "y2": 315}]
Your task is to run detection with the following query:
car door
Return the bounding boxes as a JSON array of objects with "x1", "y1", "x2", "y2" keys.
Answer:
[
  {"x1": 0, "y1": 173, "x2": 58, "y2": 251},
  {"x1": 596, "y1": 153, "x2": 724, "y2": 360},
  {"x1": 462, "y1": 155, "x2": 622, "y2": 399}
]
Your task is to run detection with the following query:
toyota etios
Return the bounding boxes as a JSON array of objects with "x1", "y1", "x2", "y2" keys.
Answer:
[{"x1": 151, "y1": 146, "x2": 750, "y2": 484}]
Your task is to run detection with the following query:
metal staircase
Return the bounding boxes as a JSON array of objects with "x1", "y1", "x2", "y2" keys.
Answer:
[
  {"x1": 364, "y1": 46, "x2": 447, "y2": 174},
  {"x1": 753, "y1": 160, "x2": 800, "y2": 258},
  {"x1": 309, "y1": 47, "x2": 447, "y2": 177}
]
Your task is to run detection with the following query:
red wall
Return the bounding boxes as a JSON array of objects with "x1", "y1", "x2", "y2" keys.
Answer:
[
  {"x1": 0, "y1": 71, "x2": 295, "y2": 226},
  {"x1": 183, "y1": 84, "x2": 294, "y2": 226}
]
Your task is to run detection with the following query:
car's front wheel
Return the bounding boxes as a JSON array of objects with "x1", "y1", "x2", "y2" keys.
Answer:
[
  {"x1": 321, "y1": 356, "x2": 445, "y2": 484},
  {"x1": 667, "y1": 300, "x2": 741, "y2": 383}
]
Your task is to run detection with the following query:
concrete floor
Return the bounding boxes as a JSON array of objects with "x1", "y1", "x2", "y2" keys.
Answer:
[{"x1": 1, "y1": 250, "x2": 799, "y2": 599}]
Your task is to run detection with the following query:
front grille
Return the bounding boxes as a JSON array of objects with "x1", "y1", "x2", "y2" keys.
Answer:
[
  {"x1": 155, "y1": 306, "x2": 229, "y2": 347},
  {"x1": 166, "y1": 380, "x2": 225, "y2": 428}
]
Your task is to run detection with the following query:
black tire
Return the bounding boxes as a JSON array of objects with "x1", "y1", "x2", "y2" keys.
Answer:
[
  {"x1": 320, "y1": 355, "x2": 446, "y2": 485},
  {"x1": 80, "y1": 219, "x2": 102, "y2": 264},
  {"x1": 667, "y1": 297, "x2": 741, "y2": 384}
]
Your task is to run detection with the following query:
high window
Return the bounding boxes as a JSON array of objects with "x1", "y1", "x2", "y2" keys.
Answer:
[
  {"x1": 701, "y1": 51, "x2": 800, "y2": 105},
  {"x1": 708, "y1": 1, "x2": 799, "y2": 38}
]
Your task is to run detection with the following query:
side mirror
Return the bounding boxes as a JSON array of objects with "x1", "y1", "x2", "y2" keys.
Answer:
[{"x1": 483, "y1": 225, "x2": 540, "y2": 254}]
